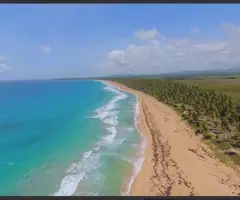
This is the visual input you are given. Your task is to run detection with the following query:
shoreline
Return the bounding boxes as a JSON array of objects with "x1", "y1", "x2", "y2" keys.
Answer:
[
  {"x1": 105, "y1": 80, "x2": 152, "y2": 196},
  {"x1": 101, "y1": 80, "x2": 147, "y2": 196},
  {"x1": 106, "y1": 80, "x2": 240, "y2": 196}
]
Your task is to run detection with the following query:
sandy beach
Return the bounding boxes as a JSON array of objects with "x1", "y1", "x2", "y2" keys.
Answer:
[{"x1": 107, "y1": 80, "x2": 240, "y2": 196}]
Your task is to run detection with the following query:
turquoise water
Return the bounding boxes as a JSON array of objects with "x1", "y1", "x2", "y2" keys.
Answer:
[{"x1": 0, "y1": 80, "x2": 145, "y2": 196}]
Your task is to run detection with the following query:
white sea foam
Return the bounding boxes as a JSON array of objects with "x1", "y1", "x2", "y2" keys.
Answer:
[
  {"x1": 103, "y1": 127, "x2": 117, "y2": 144},
  {"x1": 91, "y1": 81, "x2": 127, "y2": 121},
  {"x1": 86, "y1": 83, "x2": 146, "y2": 196},
  {"x1": 84, "y1": 150, "x2": 93, "y2": 158},
  {"x1": 94, "y1": 146, "x2": 100, "y2": 151},
  {"x1": 53, "y1": 82, "x2": 145, "y2": 197},
  {"x1": 53, "y1": 152, "x2": 101, "y2": 196},
  {"x1": 134, "y1": 99, "x2": 140, "y2": 125},
  {"x1": 53, "y1": 172, "x2": 85, "y2": 196},
  {"x1": 117, "y1": 138, "x2": 126, "y2": 145},
  {"x1": 65, "y1": 163, "x2": 77, "y2": 174},
  {"x1": 98, "y1": 83, "x2": 147, "y2": 196},
  {"x1": 125, "y1": 127, "x2": 134, "y2": 132},
  {"x1": 132, "y1": 144, "x2": 137, "y2": 148},
  {"x1": 84, "y1": 116, "x2": 96, "y2": 119},
  {"x1": 87, "y1": 82, "x2": 128, "y2": 148},
  {"x1": 121, "y1": 96, "x2": 147, "y2": 196},
  {"x1": 103, "y1": 116, "x2": 118, "y2": 126}
]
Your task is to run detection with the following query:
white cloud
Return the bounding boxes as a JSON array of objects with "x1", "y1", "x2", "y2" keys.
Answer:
[
  {"x1": 0, "y1": 56, "x2": 11, "y2": 72},
  {"x1": 96, "y1": 23, "x2": 240, "y2": 75},
  {"x1": 192, "y1": 42, "x2": 226, "y2": 52},
  {"x1": 222, "y1": 22, "x2": 240, "y2": 37},
  {"x1": 40, "y1": 45, "x2": 52, "y2": 53},
  {"x1": 134, "y1": 29, "x2": 160, "y2": 40},
  {"x1": 0, "y1": 56, "x2": 7, "y2": 61},
  {"x1": 190, "y1": 27, "x2": 200, "y2": 33},
  {"x1": 176, "y1": 52, "x2": 185, "y2": 56},
  {"x1": 0, "y1": 63, "x2": 11, "y2": 72},
  {"x1": 220, "y1": 48, "x2": 231, "y2": 55},
  {"x1": 0, "y1": 63, "x2": 9, "y2": 68},
  {"x1": 173, "y1": 39, "x2": 188, "y2": 46}
]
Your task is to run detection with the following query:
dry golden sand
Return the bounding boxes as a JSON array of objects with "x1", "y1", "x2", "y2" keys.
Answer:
[{"x1": 106, "y1": 80, "x2": 240, "y2": 196}]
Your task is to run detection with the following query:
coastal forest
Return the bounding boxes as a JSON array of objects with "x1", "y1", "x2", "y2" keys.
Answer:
[{"x1": 107, "y1": 77, "x2": 240, "y2": 163}]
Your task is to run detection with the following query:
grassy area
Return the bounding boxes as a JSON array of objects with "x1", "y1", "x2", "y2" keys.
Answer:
[
  {"x1": 204, "y1": 139, "x2": 240, "y2": 166},
  {"x1": 176, "y1": 77, "x2": 240, "y2": 102},
  {"x1": 176, "y1": 76, "x2": 240, "y2": 165},
  {"x1": 174, "y1": 99, "x2": 240, "y2": 166},
  {"x1": 174, "y1": 76, "x2": 240, "y2": 164}
]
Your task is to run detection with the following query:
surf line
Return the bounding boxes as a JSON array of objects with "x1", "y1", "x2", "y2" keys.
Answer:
[{"x1": 102, "y1": 81, "x2": 147, "y2": 196}]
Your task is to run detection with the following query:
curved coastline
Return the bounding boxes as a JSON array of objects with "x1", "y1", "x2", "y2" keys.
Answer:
[{"x1": 106, "y1": 80, "x2": 240, "y2": 196}]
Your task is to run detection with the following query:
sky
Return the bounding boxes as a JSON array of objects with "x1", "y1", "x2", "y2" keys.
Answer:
[{"x1": 1, "y1": 4, "x2": 240, "y2": 80}]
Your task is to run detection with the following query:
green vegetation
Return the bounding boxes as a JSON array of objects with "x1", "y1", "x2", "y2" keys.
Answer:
[
  {"x1": 175, "y1": 76, "x2": 240, "y2": 102},
  {"x1": 106, "y1": 77, "x2": 240, "y2": 165}
]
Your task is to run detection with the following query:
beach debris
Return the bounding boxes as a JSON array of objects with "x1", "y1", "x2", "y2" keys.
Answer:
[
  {"x1": 188, "y1": 148, "x2": 196, "y2": 153},
  {"x1": 224, "y1": 148, "x2": 237, "y2": 156},
  {"x1": 164, "y1": 117, "x2": 169, "y2": 122}
]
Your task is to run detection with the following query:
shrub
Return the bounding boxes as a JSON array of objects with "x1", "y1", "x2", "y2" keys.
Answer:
[
  {"x1": 229, "y1": 135, "x2": 240, "y2": 148},
  {"x1": 203, "y1": 133, "x2": 212, "y2": 140}
]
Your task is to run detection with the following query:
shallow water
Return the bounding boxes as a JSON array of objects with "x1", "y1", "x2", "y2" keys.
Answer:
[{"x1": 0, "y1": 80, "x2": 145, "y2": 196}]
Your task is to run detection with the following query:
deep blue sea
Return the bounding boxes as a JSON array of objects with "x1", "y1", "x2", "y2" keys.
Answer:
[{"x1": 0, "y1": 80, "x2": 146, "y2": 196}]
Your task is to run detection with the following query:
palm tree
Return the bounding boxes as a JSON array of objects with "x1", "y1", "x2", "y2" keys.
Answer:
[
  {"x1": 181, "y1": 104, "x2": 186, "y2": 113},
  {"x1": 236, "y1": 122, "x2": 240, "y2": 133},
  {"x1": 212, "y1": 104, "x2": 220, "y2": 121},
  {"x1": 221, "y1": 117, "x2": 231, "y2": 140},
  {"x1": 192, "y1": 111, "x2": 198, "y2": 125}
]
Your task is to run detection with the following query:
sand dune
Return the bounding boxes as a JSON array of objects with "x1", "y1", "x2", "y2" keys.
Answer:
[{"x1": 107, "y1": 80, "x2": 240, "y2": 196}]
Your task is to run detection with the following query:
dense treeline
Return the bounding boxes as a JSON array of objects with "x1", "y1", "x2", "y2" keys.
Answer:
[{"x1": 110, "y1": 78, "x2": 240, "y2": 149}]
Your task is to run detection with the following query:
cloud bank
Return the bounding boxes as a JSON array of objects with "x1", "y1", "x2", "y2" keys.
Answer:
[{"x1": 96, "y1": 23, "x2": 240, "y2": 76}]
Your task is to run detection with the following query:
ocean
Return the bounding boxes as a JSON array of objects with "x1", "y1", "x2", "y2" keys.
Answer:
[{"x1": 0, "y1": 80, "x2": 146, "y2": 196}]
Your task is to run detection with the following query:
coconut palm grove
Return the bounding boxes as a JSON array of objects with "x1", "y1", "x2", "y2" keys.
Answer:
[{"x1": 107, "y1": 77, "x2": 240, "y2": 163}]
